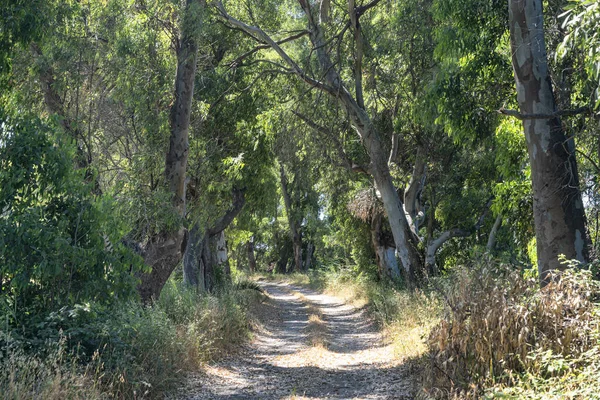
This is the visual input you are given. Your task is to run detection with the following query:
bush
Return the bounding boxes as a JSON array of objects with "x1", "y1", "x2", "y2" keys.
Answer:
[
  {"x1": 426, "y1": 257, "x2": 600, "y2": 398},
  {"x1": 0, "y1": 280, "x2": 259, "y2": 399},
  {"x1": 0, "y1": 110, "x2": 141, "y2": 321}
]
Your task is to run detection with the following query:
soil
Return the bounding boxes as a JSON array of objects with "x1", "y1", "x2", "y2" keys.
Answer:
[{"x1": 178, "y1": 281, "x2": 414, "y2": 399}]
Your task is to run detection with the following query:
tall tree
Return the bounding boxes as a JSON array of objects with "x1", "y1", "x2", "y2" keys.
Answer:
[
  {"x1": 507, "y1": 0, "x2": 589, "y2": 284},
  {"x1": 137, "y1": 0, "x2": 203, "y2": 302},
  {"x1": 216, "y1": 1, "x2": 424, "y2": 283}
]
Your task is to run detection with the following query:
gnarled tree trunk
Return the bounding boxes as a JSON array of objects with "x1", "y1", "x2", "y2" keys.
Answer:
[
  {"x1": 137, "y1": 0, "x2": 201, "y2": 303},
  {"x1": 509, "y1": 0, "x2": 588, "y2": 285}
]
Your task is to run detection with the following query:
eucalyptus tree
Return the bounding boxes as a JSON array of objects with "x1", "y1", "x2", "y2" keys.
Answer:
[
  {"x1": 507, "y1": 0, "x2": 589, "y2": 283},
  {"x1": 215, "y1": 0, "x2": 426, "y2": 283}
]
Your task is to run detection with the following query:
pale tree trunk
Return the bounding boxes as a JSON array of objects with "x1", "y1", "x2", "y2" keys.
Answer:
[
  {"x1": 213, "y1": 231, "x2": 230, "y2": 278},
  {"x1": 217, "y1": 0, "x2": 424, "y2": 284},
  {"x1": 299, "y1": 2, "x2": 423, "y2": 283},
  {"x1": 247, "y1": 239, "x2": 257, "y2": 273},
  {"x1": 425, "y1": 229, "x2": 467, "y2": 275},
  {"x1": 509, "y1": 0, "x2": 588, "y2": 285},
  {"x1": 486, "y1": 214, "x2": 502, "y2": 253},
  {"x1": 371, "y1": 214, "x2": 401, "y2": 280},
  {"x1": 279, "y1": 164, "x2": 303, "y2": 273},
  {"x1": 404, "y1": 146, "x2": 427, "y2": 235}
]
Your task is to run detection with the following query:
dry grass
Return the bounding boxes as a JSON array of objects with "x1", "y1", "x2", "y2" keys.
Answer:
[
  {"x1": 425, "y1": 259, "x2": 600, "y2": 399},
  {"x1": 293, "y1": 291, "x2": 328, "y2": 348}
]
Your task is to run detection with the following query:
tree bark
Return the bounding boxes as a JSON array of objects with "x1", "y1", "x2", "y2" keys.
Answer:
[
  {"x1": 279, "y1": 164, "x2": 303, "y2": 273},
  {"x1": 138, "y1": 0, "x2": 200, "y2": 302},
  {"x1": 247, "y1": 239, "x2": 257, "y2": 273},
  {"x1": 509, "y1": 0, "x2": 589, "y2": 285},
  {"x1": 371, "y1": 213, "x2": 401, "y2": 280},
  {"x1": 404, "y1": 145, "x2": 427, "y2": 235},
  {"x1": 486, "y1": 214, "x2": 502, "y2": 253},
  {"x1": 215, "y1": 231, "x2": 230, "y2": 277},
  {"x1": 183, "y1": 224, "x2": 204, "y2": 288}
]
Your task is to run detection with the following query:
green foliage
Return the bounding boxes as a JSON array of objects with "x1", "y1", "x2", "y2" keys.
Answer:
[
  {"x1": 0, "y1": 278, "x2": 258, "y2": 398},
  {"x1": 560, "y1": 0, "x2": 600, "y2": 108},
  {"x1": 0, "y1": 110, "x2": 140, "y2": 321}
]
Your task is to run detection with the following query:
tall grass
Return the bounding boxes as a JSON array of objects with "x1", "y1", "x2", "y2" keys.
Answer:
[
  {"x1": 425, "y1": 258, "x2": 600, "y2": 399},
  {"x1": 0, "y1": 278, "x2": 262, "y2": 399}
]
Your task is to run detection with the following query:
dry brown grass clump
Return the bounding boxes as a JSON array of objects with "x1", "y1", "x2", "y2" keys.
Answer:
[
  {"x1": 292, "y1": 291, "x2": 328, "y2": 348},
  {"x1": 425, "y1": 259, "x2": 600, "y2": 398}
]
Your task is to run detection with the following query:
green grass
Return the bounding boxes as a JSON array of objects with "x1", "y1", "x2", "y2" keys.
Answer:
[{"x1": 0, "y1": 278, "x2": 263, "y2": 399}]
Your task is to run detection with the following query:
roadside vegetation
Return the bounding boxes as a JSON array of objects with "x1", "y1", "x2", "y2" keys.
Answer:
[
  {"x1": 0, "y1": 279, "x2": 261, "y2": 399},
  {"x1": 3, "y1": 0, "x2": 600, "y2": 399},
  {"x1": 260, "y1": 259, "x2": 600, "y2": 399}
]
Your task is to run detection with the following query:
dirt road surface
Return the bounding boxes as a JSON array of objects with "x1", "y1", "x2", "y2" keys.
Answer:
[{"x1": 179, "y1": 281, "x2": 414, "y2": 399}]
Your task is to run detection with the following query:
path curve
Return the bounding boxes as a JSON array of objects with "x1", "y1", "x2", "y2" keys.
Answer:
[{"x1": 180, "y1": 281, "x2": 413, "y2": 399}]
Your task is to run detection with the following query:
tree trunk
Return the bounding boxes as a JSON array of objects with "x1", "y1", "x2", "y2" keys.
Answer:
[
  {"x1": 301, "y1": 4, "x2": 423, "y2": 283},
  {"x1": 509, "y1": 0, "x2": 588, "y2": 285},
  {"x1": 371, "y1": 148, "x2": 423, "y2": 283},
  {"x1": 486, "y1": 214, "x2": 502, "y2": 253},
  {"x1": 137, "y1": 0, "x2": 200, "y2": 303},
  {"x1": 404, "y1": 146, "x2": 427, "y2": 233},
  {"x1": 183, "y1": 224, "x2": 204, "y2": 288},
  {"x1": 247, "y1": 239, "x2": 257, "y2": 273},
  {"x1": 279, "y1": 164, "x2": 303, "y2": 272},
  {"x1": 183, "y1": 189, "x2": 245, "y2": 291},
  {"x1": 304, "y1": 242, "x2": 314, "y2": 271},
  {"x1": 371, "y1": 213, "x2": 401, "y2": 280},
  {"x1": 217, "y1": 1, "x2": 424, "y2": 285},
  {"x1": 214, "y1": 230, "x2": 230, "y2": 278}
]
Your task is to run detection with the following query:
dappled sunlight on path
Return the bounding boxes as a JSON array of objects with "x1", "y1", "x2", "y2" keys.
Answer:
[{"x1": 179, "y1": 282, "x2": 413, "y2": 400}]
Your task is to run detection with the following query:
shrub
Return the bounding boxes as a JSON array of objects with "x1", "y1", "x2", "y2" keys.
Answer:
[
  {"x1": 0, "y1": 279, "x2": 259, "y2": 399},
  {"x1": 426, "y1": 257, "x2": 600, "y2": 398}
]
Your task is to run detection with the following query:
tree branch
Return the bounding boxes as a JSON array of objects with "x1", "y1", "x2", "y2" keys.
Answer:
[
  {"x1": 215, "y1": 2, "x2": 337, "y2": 96},
  {"x1": 207, "y1": 188, "x2": 246, "y2": 235},
  {"x1": 348, "y1": 0, "x2": 365, "y2": 110},
  {"x1": 497, "y1": 106, "x2": 592, "y2": 120},
  {"x1": 292, "y1": 110, "x2": 371, "y2": 174},
  {"x1": 356, "y1": 0, "x2": 384, "y2": 15},
  {"x1": 228, "y1": 30, "x2": 309, "y2": 69}
]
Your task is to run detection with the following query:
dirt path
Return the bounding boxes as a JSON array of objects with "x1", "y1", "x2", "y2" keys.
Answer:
[{"x1": 180, "y1": 281, "x2": 414, "y2": 399}]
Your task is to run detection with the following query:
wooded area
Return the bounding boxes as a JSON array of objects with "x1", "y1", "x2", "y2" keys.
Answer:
[{"x1": 1, "y1": 0, "x2": 600, "y2": 398}]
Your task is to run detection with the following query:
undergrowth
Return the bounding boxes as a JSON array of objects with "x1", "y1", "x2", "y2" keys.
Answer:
[
  {"x1": 425, "y1": 258, "x2": 600, "y2": 399},
  {"x1": 0, "y1": 278, "x2": 262, "y2": 399}
]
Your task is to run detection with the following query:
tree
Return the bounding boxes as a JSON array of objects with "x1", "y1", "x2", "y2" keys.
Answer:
[
  {"x1": 216, "y1": 1, "x2": 424, "y2": 284},
  {"x1": 508, "y1": 0, "x2": 589, "y2": 284},
  {"x1": 137, "y1": 0, "x2": 204, "y2": 302}
]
